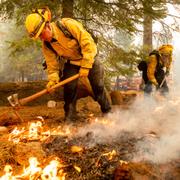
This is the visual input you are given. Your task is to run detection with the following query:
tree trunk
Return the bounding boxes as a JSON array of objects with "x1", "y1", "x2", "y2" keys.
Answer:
[
  {"x1": 115, "y1": 76, "x2": 120, "y2": 90},
  {"x1": 173, "y1": 0, "x2": 180, "y2": 4},
  {"x1": 20, "y1": 70, "x2": 25, "y2": 82},
  {"x1": 62, "y1": 0, "x2": 74, "y2": 18},
  {"x1": 143, "y1": 15, "x2": 152, "y2": 54}
]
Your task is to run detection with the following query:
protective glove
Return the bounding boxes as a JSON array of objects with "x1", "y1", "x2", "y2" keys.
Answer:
[
  {"x1": 46, "y1": 73, "x2": 59, "y2": 92},
  {"x1": 79, "y1": 67, "x2": 90, "y2": 77},
  {"x1": 47, "y1": 81, "x2": 56, "y2": 89}
]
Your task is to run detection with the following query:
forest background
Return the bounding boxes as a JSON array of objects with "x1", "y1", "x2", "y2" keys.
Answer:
[{"x1": 0, "y1": 0, "x2": 180, "y2": 88}]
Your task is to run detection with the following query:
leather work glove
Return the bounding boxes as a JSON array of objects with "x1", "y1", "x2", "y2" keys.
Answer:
[
  {"x1": 46, "y1": 73, "x2": 59, "y2": 92},
  {"x1": 79, "y1": 67, "x2": 90, "y2": 77}
]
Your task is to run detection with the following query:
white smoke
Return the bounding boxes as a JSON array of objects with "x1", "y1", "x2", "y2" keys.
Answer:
[
  {"x1": 76, "y1": 28, "x2": 180, "y2": 163},
  {"x1": 134, "y1": 93, "x2": 180, "y2": 163},
  {"x1": 76, "y1": 6, "x2": 180, "y2": 163},
  {"x1": 77, "y1": 93, "x2": 180, "y2": 163}
]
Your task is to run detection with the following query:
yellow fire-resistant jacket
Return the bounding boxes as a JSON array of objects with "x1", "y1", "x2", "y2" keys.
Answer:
[
  {"x1": 42, "y1": 18, "x2": 97, "y2": 79},
  {"x1": 147, "y1": 53, "x2": 172, "y2": 85}
]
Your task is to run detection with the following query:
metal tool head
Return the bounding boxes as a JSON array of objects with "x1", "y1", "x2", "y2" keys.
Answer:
[{"x1": 7, "y1": 93, "x2": 19, "y2": 107}]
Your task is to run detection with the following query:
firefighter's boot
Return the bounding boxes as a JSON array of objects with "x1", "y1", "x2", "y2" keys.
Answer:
[{"x1": 64, "y1": 104, "x2": 78, "y2": 122}]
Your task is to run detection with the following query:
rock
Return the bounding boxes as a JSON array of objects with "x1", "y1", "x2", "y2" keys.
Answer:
[
  {"x1": 110, "y1": 90, "x2": 143, "y2": 105},
  {"x1": 0, "y1": 126, "x2": 8, "y2": 133},
  {"x1": 47, "y1": 100, "x2": 57, "y2": 108}
]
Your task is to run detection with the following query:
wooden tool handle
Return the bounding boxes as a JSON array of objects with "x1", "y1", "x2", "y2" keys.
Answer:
[{"x1": 19, "y1": 74, "x2": 80, "y2": 106}]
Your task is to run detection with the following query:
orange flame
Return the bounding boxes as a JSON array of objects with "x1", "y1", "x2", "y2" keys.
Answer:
[
  {"x1": 41, "y1": 159, "x2": 66, "y2": 180},
  {"x1": 8, "y1": 127, "x2": 25, "y2": 143},
  {"x1": 8, "y1": 121, "x2": 51, "y2": 143},
  {"x1": 15, "y1": 157, "x2": 42, "y2": 179},
  {"x1": 0, "y1": 157, "x2": 66, "y2": 179},
  {"x1": 51, "y1": 125, "x2": 72, "y2": 137},
  {"x1": 94, "y1": 118, "x2": 114, "y2": 126},
  {"x1": 0, "y1": 165, "x2": 13, "y2": 180},
  {"x1": 29, "y1": 121, "x2": 43, "y2": 140}
]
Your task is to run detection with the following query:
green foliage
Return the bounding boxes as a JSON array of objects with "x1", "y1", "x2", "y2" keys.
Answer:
[
  {"x1": 0, "y1": 0, "x2": 168, "y2": 33},
  {"x1": 0, "y1": 23, "x2": 44, "y2": 82},
  {"x1": 105, "y1": 47, "x2": 139, "y2": 77},
  {"x1": 0, "y1": 0, "x2": 63, "y2": 24},
  {"x1": 0, "y1": 0, "x2": 169, "y2": 82}
]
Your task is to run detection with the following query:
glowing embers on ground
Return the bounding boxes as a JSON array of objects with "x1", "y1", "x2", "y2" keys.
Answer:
[
  {"x1": 92, "y1": 117, "x2": 114, "y2": 126},
  {"x1": 8, "y1": 126, "x2": 26, "y2": 143},
  {"x1": 0, "y1": 157, "x2": 66, "y2": 180},
  {"x1": 8, "y1": 116, "x2": 113, "y2": 144},
  {"x1": 51, "y1": 125, "x2": 73, "y2": 137},
  {"x1": 96, "y1": 150, "x2": 117, "y2": 167},
  {"x1": 70, "y1": 145, "x2": 83, "y2": 153},
  {"x1": 3, "y1": 115, "x2": 119, "y2": 179},
  {"x1": 102, "y1": 149, "x2": 117, "y2": 160},
  {"x1": 8, "y1": 121, "x2": 75, "y2": 143},
  {"x1": 8, "y1": 121, "x2": 50, "y2": 143}
]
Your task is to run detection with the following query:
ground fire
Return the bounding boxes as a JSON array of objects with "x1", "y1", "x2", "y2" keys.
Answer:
[
  {"x1": 0, "y1": 94, "x2": 180, "y2": 179},
  {"x1": 0, "y1": 1, "x2": 180, "y2": 179}
]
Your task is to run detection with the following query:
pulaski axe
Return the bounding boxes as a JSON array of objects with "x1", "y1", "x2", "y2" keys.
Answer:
[{"x1": 7, "y1": 74, "x2": 80, "y2": 107}]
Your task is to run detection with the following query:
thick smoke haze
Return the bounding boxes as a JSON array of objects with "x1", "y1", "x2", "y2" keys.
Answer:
[
  {"x1": 77, "y1": 94, "x2": 180, "y2": 163},
  {"x1": 77, "y1": 7, "x2": 180, "y2": 164}
]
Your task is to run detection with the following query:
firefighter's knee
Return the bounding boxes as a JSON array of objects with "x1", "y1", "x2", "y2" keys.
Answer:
[{"x1": 94, "y1": 85, "x2": 104, "y2": 100}]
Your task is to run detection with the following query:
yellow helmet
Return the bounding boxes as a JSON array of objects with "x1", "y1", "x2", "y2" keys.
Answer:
[
  {"x1": 25, "y1": 7, "x2": 51, "y2": 40},
  {"x1": 159, "y1": 44, "x2": 173, "y2": 55}
]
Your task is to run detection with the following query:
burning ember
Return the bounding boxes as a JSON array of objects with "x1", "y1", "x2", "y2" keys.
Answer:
[
  {"x1": 70, "y1": 145, "x2": 83, "y2": 153},
  {"x1": 8, "y1": 127, "x2": 25, "y2": 143},
  {"x1": 94, "y1": 118, "x2": 114, "y2": 126},
  {"x1": 1, "y1": 96, "x2": 180, "y2": 180},
  {"x1": 102, "y1": 150, "x2": 117, "y2": 160},
  {"x1": 0, "y1": 165, "x2": 13, "y2": 180}
]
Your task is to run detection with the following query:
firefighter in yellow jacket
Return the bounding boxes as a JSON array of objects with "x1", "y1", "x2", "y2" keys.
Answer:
[
  {"x1": 25, "y1": 7, "x2": 111, "y2": 121},
  {"x1": 144, "y1": 44, "x2": 173, "y2": 95}
]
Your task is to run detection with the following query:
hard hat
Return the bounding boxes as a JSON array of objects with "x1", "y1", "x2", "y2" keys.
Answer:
[
  {"x1": 159, "y1": 44, "x2": 173, "y2": 55},
  {"x1": 25, "y1": 7, "x2": 51, "y2": 39}
]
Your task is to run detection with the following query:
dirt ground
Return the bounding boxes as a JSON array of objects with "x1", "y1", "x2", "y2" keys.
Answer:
[{"x1": 0, "y1": 96, "x2": 179, "y2": 179}]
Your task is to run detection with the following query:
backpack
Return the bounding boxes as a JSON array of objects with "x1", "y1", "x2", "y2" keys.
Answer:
[
  {"x1": 137, "y1": 50, "x2": 160, "y2": 84},
  {"x1": 137, "y1": 60, "x2": 147, "y2": 71},
  {"x1": 137, "y1": 50, "x2": 160, "y2": 72},
  {"x1": 56, "y1": 20, "x2": 98, "y2": 43}
]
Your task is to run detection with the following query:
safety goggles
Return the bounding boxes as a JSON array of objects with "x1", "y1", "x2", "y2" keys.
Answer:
[{"x1": 29, "y1": 17, "x2": 45, "y2": 38}]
